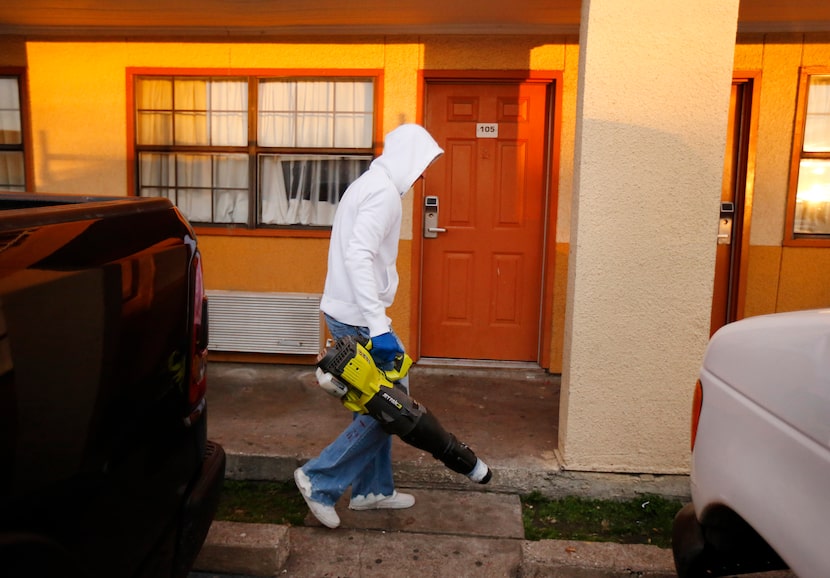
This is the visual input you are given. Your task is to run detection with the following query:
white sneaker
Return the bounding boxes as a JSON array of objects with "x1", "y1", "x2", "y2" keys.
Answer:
[
  {"x1": 294, "y1": 468, "x2": 340, "y2": 528},
  {"x1": 349, "y1": 490, "x2": 416, "y2": 511}
]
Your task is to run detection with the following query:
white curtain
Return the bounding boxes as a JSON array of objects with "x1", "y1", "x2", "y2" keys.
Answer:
[
  {"x1": 213, "y1": 154, "x2": 249, "y2": 223},
  {"x1": 257, "y1": 79, "x2": 373, "y2": 149},
  {"x1": 796, "y1": 76, "x2": 830, "y2": 233},
  {"x1": 0, "y1": 78, "x2": 25, "y2": 190},
  {"x1": 795, "y1": 159, "x2": 830, "y2": 234},
  {"x1": 138, "y1": 152, "x2": 174, "y2": 199},
  {"x1": 804, "y1": 75, "x2": 830, "y2": 153},
  {"x1": 334, "y1": 81, "x2": 374, "y2": 148},
  {"x1": 297, "y1": 81, "x2": 333, "y2": 148},
  {"x1": 259, "y1": 155, "x2": 368, "y2": 226},
  {"x1": 137, "y1": 76, "x2": 373, "y2": 226},
  {"x1": 257, "y1": 79, "x2": 372, "y2": 226},
  {"x1": 258, "y1": 81, "x2": 295, "y2": 147},
  {"x1": 136, "y1": 78, "x2": 172, "y2": 145}
]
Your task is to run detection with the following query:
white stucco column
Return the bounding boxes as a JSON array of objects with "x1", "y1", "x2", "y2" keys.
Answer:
[{"x1": 559, "y1": 0, "x2": 740, "y2": 472}]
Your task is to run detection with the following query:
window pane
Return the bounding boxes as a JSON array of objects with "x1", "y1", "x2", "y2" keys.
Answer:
[
  {"x1": 209, "y1": 80, "x2": 247, "y2": 146},
  {"x1": 177, "y1": 153, "x2": 212, "y2": 188},
  {"x1": 258, "y1": 153, "x2": 370, "y2": 226},
  {"x1": 178, "y1": 189, "x2": 213, "y2": 223},
  {"x1": 0, "y1": 111, "x2": 21, "y2": 145},
  {"x1": 213, "y1": 154, "x2": 249, "y2": 224},
  {"x1": 334, "y1": 81, "x2": 372, "y2": 147},
  {"x1": 138, "y1": 152, "x2": 175, "y2": 190},
  {"x1": 0, "y1": 78, "x2": 21, "y2": 109},
  {"x1": 804, "y1": 75, "x2": 830, "y2": 152},
  {"x1": 174, "y1": 80, "x2": 209, "y2": 144},
  {"x1": 335, "y1": 113, "x2": 373, "y2": 148},
  {"x1": 0, "y1": 78, "x2": 22, "y2": 145},
  {"x1": 297, "y1": 81, "x2": 333, "y2": 112},
  {"x1": 258, "y1": 80, "x2": 295, "y2": 147},
  {"x1": 257, "y1": 79, "x2": 373, "y2": 148},
  {"x1": 794, "y1": 159, "x2": 830, "y2": 234},
  {"x1": 335, "y1": 81, "x2": 372, "y2": 113},
  {"x1": 171, "y1": 78, "x2": 247, "y2": 146},
  {"x1": 297, "y1": 113, "x2": 333, "y2": 148},
  {"x1": 175, "y1": 78, "x2": 208, "y2": 110},
  {"x1": 296, "y1": 82, "x2": 333, "y2": 147},
  {"x1": 175, "y1": 111, "x2": 208, "y2": 145},
  {"x1": 136, "y1": 78, "x2": 173, "y2": 145},
  {"x1": 139, "y1": 152, "x2": 249, "y2": 224},
  {"x1": 136, "y1": 77, "x2": 172, "y2": 109},
  {"x1": 259, "y1": 111, "x2": 295, "y2": 147},
  {"x1": 137, "y1": 112, "x2": 173, "y2": 145},
  {"x1": 0, "y1": 151, "x2": 25, "y2": 190}
]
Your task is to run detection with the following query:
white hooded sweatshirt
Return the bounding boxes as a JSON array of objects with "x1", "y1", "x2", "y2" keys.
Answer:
[{"x1": 320, "y1": 124, "x2": 444, "y2": 337}]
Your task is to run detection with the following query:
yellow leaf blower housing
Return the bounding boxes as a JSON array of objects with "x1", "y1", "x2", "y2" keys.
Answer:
[{"x1": 315, "y1": 335, "x2": 491, "y2": 484}]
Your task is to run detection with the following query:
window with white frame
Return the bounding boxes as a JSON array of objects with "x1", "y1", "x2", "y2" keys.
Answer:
[
  {"x1": 791, "y1": 70, "x2": 830, "y2": 238},
  {"x1": 134, "y1": 75, "x2": 375, "y2": 228},
  {"x1": 0, "y1": 75, "x2": 26, "y2": 192}
]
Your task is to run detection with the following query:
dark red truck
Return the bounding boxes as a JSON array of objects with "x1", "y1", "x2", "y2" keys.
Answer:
[{"x1": 0, "y1": 192, "x2": 225, "y2": 578}]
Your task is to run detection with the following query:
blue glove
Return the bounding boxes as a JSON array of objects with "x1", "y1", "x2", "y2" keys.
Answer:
[{"x1": 369, "y1": 332, "x2": 404, "y2": 365}]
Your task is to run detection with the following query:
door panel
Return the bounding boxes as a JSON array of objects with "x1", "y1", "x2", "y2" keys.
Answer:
[{"x1": 421, "y1": 82, "x2": 547, "y2": 361}]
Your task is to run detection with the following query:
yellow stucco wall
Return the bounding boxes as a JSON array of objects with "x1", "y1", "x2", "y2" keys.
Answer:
[
  {"x1": 15, "y1": 36, "x2": 575, "y2": 358},
  {"x1": 735, "y1": 33, "x2": 830, "y2": 318}
]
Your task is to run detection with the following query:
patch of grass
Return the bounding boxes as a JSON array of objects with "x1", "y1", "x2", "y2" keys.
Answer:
[
  {"x1": 215, "y1": 481, "x2": 681, "y2": 549},
  {"x1": 521, "y1": 492, "x2": 681, "y2": 548},
  {"x1": 216, "y1": 480, "x2": 307, "y2": 526}
]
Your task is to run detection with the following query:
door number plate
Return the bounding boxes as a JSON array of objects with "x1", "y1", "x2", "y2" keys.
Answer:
[{"x1": 476, "y1": 123, "x2": 498, "y2": 138}]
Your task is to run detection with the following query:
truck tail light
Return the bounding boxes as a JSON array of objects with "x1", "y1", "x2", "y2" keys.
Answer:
[
  {"x1": 690, "y1": 379, "x2": 703, "y2": 452},
  {"x1": 189, "y1": 250, "x2": 208, "y2": 408}
]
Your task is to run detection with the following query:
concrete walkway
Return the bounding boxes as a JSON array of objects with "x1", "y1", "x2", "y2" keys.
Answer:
[
  {"x1": 193, "y1": 487, "x2": 678, "y2": 577},
  {"x1": 188, "y1": 360, "x2": 786, "y2": 577},
  {"x1": 202, "y1": 360, "x2": 689, "y2": 499}
]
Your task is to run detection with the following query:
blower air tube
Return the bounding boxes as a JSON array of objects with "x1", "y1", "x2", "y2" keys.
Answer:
[
  {"x1": 316, "y1": 335, "x2": 492, "y2": 484},
  {"x1": 362, "y1": 381, "x2": 492, "y2": 484}
]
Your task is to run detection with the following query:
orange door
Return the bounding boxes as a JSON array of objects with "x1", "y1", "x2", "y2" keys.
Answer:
[
  {"x1": 711, "y1": 79, "x2": 753, "y2": 336},
  {"x1": 420, "y1": 81, "x2": 548, "y2": 361}
]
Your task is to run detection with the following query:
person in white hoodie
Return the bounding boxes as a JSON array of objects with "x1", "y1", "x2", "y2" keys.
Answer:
[{"x1": 294, "y1": 124, "x2": 444, "y2": 529}]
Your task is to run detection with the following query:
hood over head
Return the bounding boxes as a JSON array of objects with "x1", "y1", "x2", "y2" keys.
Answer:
[{"x1": 371, "y1": 124, "x2": 444, "y2": 195}]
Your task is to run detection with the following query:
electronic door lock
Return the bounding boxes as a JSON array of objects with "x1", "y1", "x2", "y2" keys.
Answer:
[
  {"x1": 423, "y1": 195, "x2": 445, "y2": 238},
  {"x1": 717, "y1": 201, "x2": 734, "y2": 245}
]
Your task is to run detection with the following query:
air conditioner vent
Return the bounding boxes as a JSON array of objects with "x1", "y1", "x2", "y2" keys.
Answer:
[{"x1": 207, "y1": 290, "x2": 322, "y2": 355}]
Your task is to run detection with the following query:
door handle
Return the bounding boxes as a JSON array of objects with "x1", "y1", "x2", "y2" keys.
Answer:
[{"x1": 428, "y1": 227, "x2": 447, "y2": 234}]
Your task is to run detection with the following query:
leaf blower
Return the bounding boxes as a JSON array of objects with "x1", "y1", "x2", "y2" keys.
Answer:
[{"x1": 315, "y1": 335, "x2": 492, "y2": 484}]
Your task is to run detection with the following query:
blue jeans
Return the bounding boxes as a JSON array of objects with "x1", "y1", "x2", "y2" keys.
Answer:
[{"x1": 299, "y1": 315, "x2": 408, "y2": 506}]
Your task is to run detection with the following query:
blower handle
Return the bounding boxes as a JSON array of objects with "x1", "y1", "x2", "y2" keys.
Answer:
[{"x1": 360, "y1": 336, "x2": 414, "y2": 382}]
